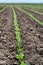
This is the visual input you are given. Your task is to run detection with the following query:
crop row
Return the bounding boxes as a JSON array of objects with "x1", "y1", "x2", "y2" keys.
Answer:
[
  {"x1": 0, "y1": 6, "x2": 7, "y2": 13},
  {"x1": 28, "y1": 9, "x2": 43, "y2": 15},
  {"x1": 23, "y1": 8, "x2": 43, "y2": 15},
  {"x1": 17, "y1": 7, "x2": 43, "y2": 26},
  {"x1": 22, "y1": 8, "x2": 43, "y2": 22},
  {"x1": 21, "y1": 5, "x2": 43, "y2": 13},
  {"x1": 0, "y1": 6, "x2": 29, "y2": 65},
  {"x1": 12, "y1": 7, "x2": 29, "y2": 65}
]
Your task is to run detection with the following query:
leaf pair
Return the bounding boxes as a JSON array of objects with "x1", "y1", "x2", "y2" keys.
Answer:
[
  {"x1": 20, "y1": 61, "x2": 28, "y2": 65},
  {"x1": 15, "y1": 26, "x2": 20, "y2": 31},
  {"x1": 17, "y1": 47, "x2": 22, "y2": 52},
  {"x1": 16, "y1": 53, "x2": 24, "y2": 59}
]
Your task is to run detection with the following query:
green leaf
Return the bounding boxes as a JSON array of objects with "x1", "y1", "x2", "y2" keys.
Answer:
[
  {"x1": 16, "y1": 36, "x2": 21, "y2": 42},
  {"x1": 15, "y1": 26, "x2": 20, "y2": 31},
  {"x1": 17, "y1": 42, "x2": 22, "y2": 47},
  {"x1": 14, "y1": 21, "x2": 18, "y2": 26},
  {"x1": 20, "y1": 61, "x2": 29, "y2": 65},
  {"x1": 15, "y1": 32, "x2": 20, "y2": 36},
  {"x1": 17, "y1": 48, "x2": 22, "y2": 52},
  {"x1": 16, "y1": 53, "x2": 24, "y2": 59}
]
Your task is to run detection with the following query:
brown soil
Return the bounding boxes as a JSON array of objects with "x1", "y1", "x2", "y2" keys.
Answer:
[
  {"x1": 23, "y1": 8, "x2": 43, "y2": 22},
  {"x1": 15, "y1": 8, "x2": 43, "y2": 65},
  {"x1": 0, "y1": 7, "x2": 19, "y2": 65},
  {"x1": 0, "y1": 6, "x2": 43, "y2": 65}
]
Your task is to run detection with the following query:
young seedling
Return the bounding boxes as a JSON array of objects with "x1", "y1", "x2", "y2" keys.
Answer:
[
  {"x1": 16, "y1": 53, "x2": 24, "y2": 60},
  {"x1": 15, "y1": 27, "x2": 20, "y2": 31},
  {"x1": 17, "y1": 47, "x2": 22, "y2": 52},
  {"x1": 12, "y1": 7, "x2": 30, "y2": 65},
  {"x1": 20, "y1": 61, "x2": 29, "y2": 65}
]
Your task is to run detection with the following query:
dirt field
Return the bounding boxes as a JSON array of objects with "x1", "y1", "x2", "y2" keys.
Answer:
[
  {"x1": 23, "y1": 8, "x2": 43, "y2": 22},
  {"x1": 0, "y1": 6, "x2": 43, "y2": 65},
  {"x1": 0, "y1": 7, "x2": 19, "y2": 65},
  {"x1": 15, "y1": 8, "x2": 43, "y2": 65}
]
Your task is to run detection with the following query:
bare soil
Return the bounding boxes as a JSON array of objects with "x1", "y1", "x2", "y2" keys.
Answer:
[
  {"x1": 0, "y1": 6, "x2": 43, "y2": 65},
  {"x1": 0, "y1": 7, "x2": 19, "y2": 65},
  {"x1": 15, "y1": 8, "x2": 43, "y2": 65}
]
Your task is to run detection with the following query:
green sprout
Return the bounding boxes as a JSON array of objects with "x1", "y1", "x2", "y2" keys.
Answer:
[
  {"x1": 16, "y1": 53, "x2": 24, "y2": 59},
  {"x1": 17, "y1": 47, "x2": 22, "y2": 52},
  {"x1": 12, "y1": 7, "x2": 30, "y2": 65},
  {"x1": 20, "y1": 61, "x2": 30, "y2": 65},
  {"x1": 15, "y1": 26, "x2": 20, "y2": 31}
]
